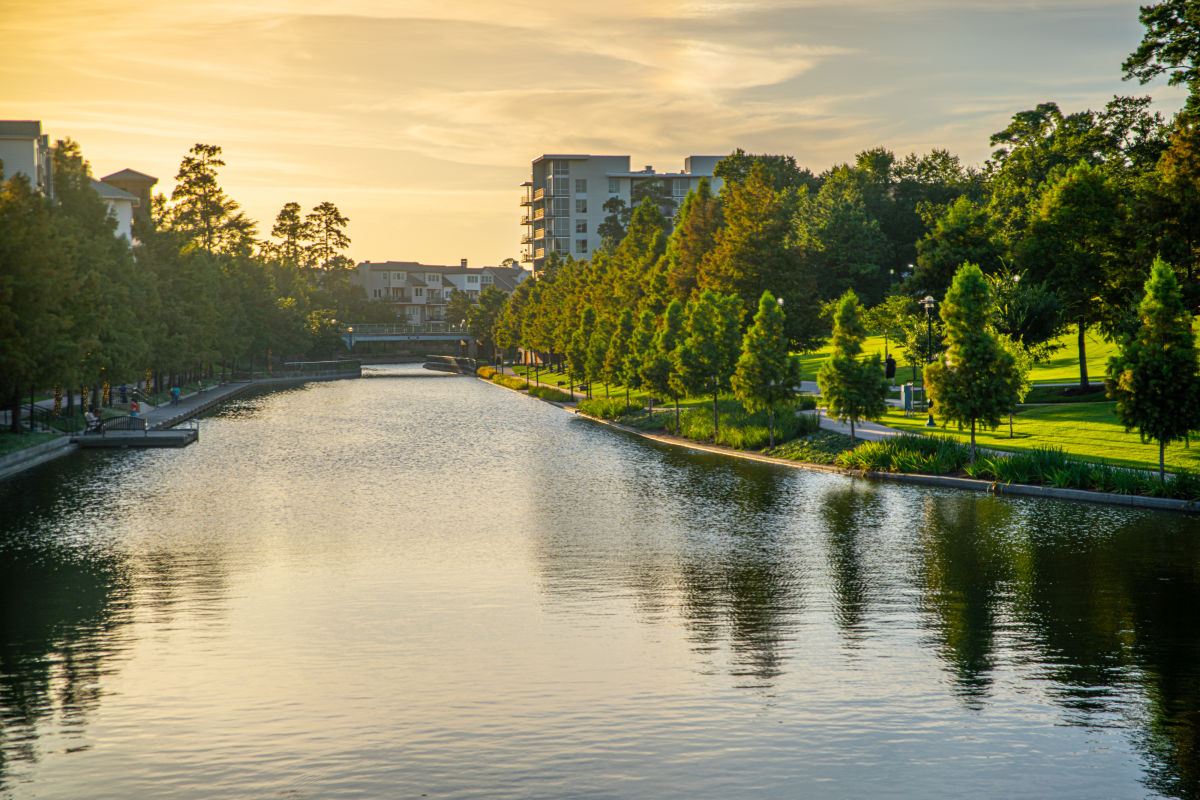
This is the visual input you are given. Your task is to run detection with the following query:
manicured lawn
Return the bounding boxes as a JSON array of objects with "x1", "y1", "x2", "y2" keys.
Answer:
[
  {"x1": 0, "y1": 431, "x2": 58, "y2": 457},
  {"x1": 794, "y1": 330, "x2": 1118, "y2": 385},
  {"x1": 881, "y1": 403, "x2": 1200, "y2": 474}
]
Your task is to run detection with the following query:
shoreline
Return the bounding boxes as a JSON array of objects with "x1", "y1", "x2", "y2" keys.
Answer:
[
  {"x1": 477, "y1": 373, "x2": 1200, "y2": 516},
  {"x1": 0, "y1": 369, "x2": 360, "y2": 482}
]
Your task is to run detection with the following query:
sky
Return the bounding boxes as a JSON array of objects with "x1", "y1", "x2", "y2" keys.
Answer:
[{"x1": 1, "y1": 0, "x2": 1186, "y2": 268}]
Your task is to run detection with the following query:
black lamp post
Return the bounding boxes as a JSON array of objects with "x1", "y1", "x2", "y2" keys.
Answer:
[{"x1": 921, "y1": 295, "x2": 936, "y2": 427}]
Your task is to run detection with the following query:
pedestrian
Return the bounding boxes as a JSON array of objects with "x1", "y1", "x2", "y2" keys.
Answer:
[
  {"x1": 130, "y1": 401, "x2": 139, "y2": 418},
  {"x1": 171, "y1": 385, "x2": 180, "y2": 406},
  {"x1": 885, "y1": 353, "x2": 896, "y2": 388}
]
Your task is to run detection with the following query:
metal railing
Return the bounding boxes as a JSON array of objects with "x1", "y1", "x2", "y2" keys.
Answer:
[{"x1": 341, "y1": 323, "x2": 468, "y2": 335}]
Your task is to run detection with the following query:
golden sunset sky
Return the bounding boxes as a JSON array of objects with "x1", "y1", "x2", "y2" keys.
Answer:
[{"x1": 2, "y1": 0, "x2": 1183, "y2": 267}]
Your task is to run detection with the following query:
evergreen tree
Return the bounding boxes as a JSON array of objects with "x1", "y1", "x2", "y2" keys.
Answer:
[
  {"x1": 817, "y1": 290, "x2": 889, "y2": 442},
  {"x1": 924, "y1": 263, "x2": 1021, "y2": 460},
  {"x1": 645, "y1": 300, "x2": 685, "y2": 426},
  {"x1": 1106, "y1": 257, "x2": 1200, "y2": 480},
  {"x1": 169, "y1": 143, "x2": 257, "y2": 255},
  {"x1": 271, "y1": 202, "x2": 307, "y2": 266},
  {"x1": 627, "y1": 308, "x2": 657, "y2": 415},
  {"x1": 732, "y1": 291, "x2": 798, "y2": 446},
  {"x1": 567, "y1": 305, "x2": 595, "y2": 398},
  {"x1": 606, "y1": 308, "x2": 635, "y2": 410},
  {"x1": 305, "y1": 201, "x2": 352, "y2": 271},
  {"x1": 674, "y1": 290, "x2": 743, "y2": 439},
  {"x1": 587, "y1": 314, "x2": 614, "y2": 397}
]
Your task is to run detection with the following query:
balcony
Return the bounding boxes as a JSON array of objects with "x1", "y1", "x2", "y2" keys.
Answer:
[
  {"x1": 535, "y1": 248, "x2": 546, "y2": 260},
  {"x1": 521, "y1": 235, "x2": 532, "y2": 245},
  {"x1": 534, "y1": 187, "x2": 546, "y2": 201},
  {"x1": 533, "y1": 208, "x2": 546, "y2": 221},
  {"x1": 521, "y1": 214, "x2": 532, "y2": 225},
  {"x1": 520, "y1": 195, "x2": 532, "y2": 207},
  {"x1": 533, "y1": 228, "x2": 547, "y2": 241}
]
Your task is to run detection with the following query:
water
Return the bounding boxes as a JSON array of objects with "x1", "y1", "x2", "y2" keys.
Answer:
[{"x1": 1, "y1": 365, "x2": 1198, "y2": 799}]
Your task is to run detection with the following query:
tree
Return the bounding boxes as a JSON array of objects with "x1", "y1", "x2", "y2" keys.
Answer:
[
  {"x1": 1021, "y1": 160, "x2": 1126, "y2": 388},
  {"x1": 305, "y1": 201, "x2": 351, "y2": 271},
  {"x1": 1123, "y1": 0, "x2": 1200, "y2": 115},
  {"x1": 645, "y1": 300, "x2": 684, "y2": 426},
  {"x1": 567, "y1": 305, "x2": 595, "y2": 398},
  {"x1": 663, "y1": 178, "x2": 721, "y2": 301},
  {"x1": 271, "y1": 202, "x2": 307, "y2": 266},
  {"x1": 700, "y1": 163, "x2": 821, "y2": 348},
  {"x1": 1106, "y1": 257, "x2": 1200, "y2": 480},
  {"x1": 984, "y1": 267, "x2": 1064, "y2": 362},
  {"x1": 169, "y1": 143, "x2": 257, "y2": 255},
  {"x1": 587, "y1": 314, "x2": 614, "y2": 397},
  {"x1": 924, "y1": 264, "x2": 1021, "y2": 461},
  {"x1": 732, "y1": 291, "x2": 799, "y2": 447},
  {"x1": 816, "y1": 290, "x2": 889, "y2": 442},
  {"x1": 912, "y1": 196, "x2": 1002, "y2": 297},
  {"x1": 606, "y1": 308, "x2": 635, "y2": 411},
  {"x1": 468, "y1": 286, "x2": 508, "y2": 359},
  {"x1": 674, "y1": 290, "x2": 743, "y2": 439},
  {"x1": 446, "y1": 289, "x2": 474, "y2": 329}
]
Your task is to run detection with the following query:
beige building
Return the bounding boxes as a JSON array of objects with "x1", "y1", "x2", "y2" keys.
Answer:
[
  {"x1": 352, "y1": 260, "x2": 529, "y2": 323},
  {"x1": 520, "y1": 154, "x2": 724, "y2": 273}
]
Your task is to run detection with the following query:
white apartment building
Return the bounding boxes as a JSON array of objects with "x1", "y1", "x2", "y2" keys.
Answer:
[
  {"x1": 0, "y1": 120, "x2": 53, "y2": 196},
  {"x1": 352, "y1": 260, "x2": 529, "y2": 324},
  {"x1": 0, "y1": 120, "x2": 155, "y2": 243},
  {"x1": 520, "y1": 154, "x2": 724, "y2": 273}
]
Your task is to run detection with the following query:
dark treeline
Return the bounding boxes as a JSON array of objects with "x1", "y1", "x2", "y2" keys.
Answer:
[{"x1": 1, "y1": 141, "x2": 385, "y2": 429}]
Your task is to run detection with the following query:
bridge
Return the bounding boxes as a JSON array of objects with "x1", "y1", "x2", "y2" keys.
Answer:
[{"x1": 340, "y1": 323, "x2": 470, "y2": 349}]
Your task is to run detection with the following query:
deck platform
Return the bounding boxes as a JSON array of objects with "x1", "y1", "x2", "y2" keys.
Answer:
[{"x1": 72, "y1": 429, "x2": 198, "y2": 448}]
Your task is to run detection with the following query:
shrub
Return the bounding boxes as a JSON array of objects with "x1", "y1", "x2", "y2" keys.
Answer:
[
  {"x1": 835, "y1": 435, "x2": 969, "y2": 475},
  {"x1": 529, "y1": 385, "x2": 574, "y2": 403},
  {"x1": 492, "y1": 373, "x2": 529, "y2": 391},
  {"x1": 669, "y1": 398, "x2": 819, "y2": 450},
  {"x1": 477, "y1": 366, "x2": 497, "y2": 379},
  {"x1": 578, "y1": 396, "x2": 643, "y2": 420},
  {"x1": 765, "y1": 430, "x2": 856, "y2": 464}
]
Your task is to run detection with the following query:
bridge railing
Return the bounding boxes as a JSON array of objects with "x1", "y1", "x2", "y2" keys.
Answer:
[{"x1": 341, "y1": 323, "x2": 469, "y2": 336}]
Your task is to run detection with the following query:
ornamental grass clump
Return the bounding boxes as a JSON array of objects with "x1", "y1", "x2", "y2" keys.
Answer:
[
  {"x1": 578, "y1": 396, "x2": 643, "y2": 420},
  {"x1": 528, "y1": 386, "x2": 574, "y2": 403},
  {"x1": 492, "y1": 373, "x2": 529, "y2": 391},
  {"x1": 671, "y1": 397, "x2": 819, "y2": 450}
]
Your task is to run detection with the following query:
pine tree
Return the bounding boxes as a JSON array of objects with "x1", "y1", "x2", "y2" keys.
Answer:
[
  {"x1": 1106, "y1": 257, "x2": 1200, "y2": 480},
  {"x1": 587, "y1": 314, "x2": 614, "y2": 398},
  {"x1": 817, "y1": 290, "x2": 889, "y2": 442},
  {"x1": 627, "y1": 308, "x2": 658, "y2": 416},
  {"x1": 924, "y1": 263, "x2": 1020, "y2": 460},
  {"x1": 732, "y1": 291, "x2": 798, "y2": 447}
]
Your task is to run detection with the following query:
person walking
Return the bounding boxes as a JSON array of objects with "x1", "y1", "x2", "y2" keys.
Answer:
[
  {"x1": 171, "y1": 385, "x2": 180, "y2": 406},
  {"x1": 885, "y1": 353, "x2": 897, "y2": 389}
]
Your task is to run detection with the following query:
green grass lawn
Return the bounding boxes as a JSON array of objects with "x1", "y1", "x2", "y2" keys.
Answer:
[
  {"x1": 794, "y1": 329, "x2": 1118, "y2": 386},
  {"x1": 0, "y1": 431, "x2": 58, "y2": 457},
  {"x1": 881, "y1": 403, "x2": 1200, "y2": 473}
]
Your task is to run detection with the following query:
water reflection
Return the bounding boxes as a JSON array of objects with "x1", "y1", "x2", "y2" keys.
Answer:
[{"x1": 1, "y1": 371, "x2": 1200, "y2": 798}]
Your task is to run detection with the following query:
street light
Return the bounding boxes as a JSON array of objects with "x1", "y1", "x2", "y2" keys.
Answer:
[{"x1": 921, "y1": 295, "x2": 936, "y2": 427}]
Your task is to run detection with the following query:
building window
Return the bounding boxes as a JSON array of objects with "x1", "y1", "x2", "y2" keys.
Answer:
[
  {"x1": 481, "y1": 275, "x2": 493, "y2": 284},
  {"x1": 468, "y1": 290, "x2": 479, "y2": 298},
  {"x1": 427, "y1": 274, "x2": 439, "y2": 283},
  {"x1": 674, "y1": 178, "x2": 690, "y2": 196},
  {"x1": 575, "y1": 199, "x2": 587, "y2": 213},
  {"x1": 553, "y1": 238, "x2": 568, "y2": 253},
  {"x1": 608, "y1": 178, "x2": 619, "y2": 193},
  {"x1": 394, "y1": 273, "x2": 401, "y2": 280},
  {"x1": 467, "y1": 275, "x2": 478, "y2": 284},
  {"x1": 576, "y1": 239, "x2": 588, "y2": 253},
  {"x1": 576, "y1": 220, "x2": 587, "y2": 234},
  {"x1": 553, "y1": 176, "x2": 569, "y2": 196},
  {"x1": 575, "y1": 179, "x2": 587, "y2": 194},
  {"x1": 415, "y1": 287, "x2": 424, "y2": 297},
  {"x1": 552, "y1": 160, "x2": 569, "y2": 176},
  {"x1": 552, "y1": 197, "x2": 569, "y2": 216}
]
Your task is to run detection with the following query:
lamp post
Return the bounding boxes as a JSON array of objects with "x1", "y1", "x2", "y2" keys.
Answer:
[{"x1": 921, "y1": 295, "x2": 936, "y2": 427}]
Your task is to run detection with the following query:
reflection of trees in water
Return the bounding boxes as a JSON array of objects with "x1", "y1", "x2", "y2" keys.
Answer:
[
  {"x1": 914, "y1": 494, "x2": 1023, "y2": 706},
  {"x1": 819, "y1": 486, "x2": 889, "y2": 645},
  {"x1": 528, "y1": 435, "x2": 804, "y2": 686},
  {"x1": 0, "y1": 544, "x2": 133, "y2": 790}
]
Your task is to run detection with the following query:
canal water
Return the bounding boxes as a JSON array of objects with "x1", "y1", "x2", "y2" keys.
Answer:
[{"x1": 1, "y1": 365, "x2": 1198, "y2": 799}]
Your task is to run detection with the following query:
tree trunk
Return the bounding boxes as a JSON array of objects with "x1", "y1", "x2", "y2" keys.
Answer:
[
  {"x1": 970, "y1": 419, "x2": 977, "y2": 463},
  {"x1": 1009, "y1": 411, "x2": 1013, "y2": 439},
  {"x1": 625, "y1": 386, "x2": 629, "y2": 416},
  {"x1": 850, "y1": 417, "x2": 855, "y2": 442},
  {"x1": 712, "y1": 390, "x2": 719, "y2": 440},
  {"x1": 1077, "y1": 317, "x2": 1089, "y2": 389},
  {"x1": 7, "y1": 391, "x2": 20, "y2": 434},
  {"x1": 674, "y1": 396, "x2": 680, "y2": 431},
  {"x1": 768, "y1": 406, "x2": 775, "y2": 448},
  {"x1": 1160, "y1": 440, "x2": 1166, "y2": 483}
]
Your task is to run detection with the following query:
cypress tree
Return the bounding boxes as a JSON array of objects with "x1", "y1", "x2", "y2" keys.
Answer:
[
  {"x1": 924, "y1": 263, "x2": 1020, "y2": 461},
  {"x1": 732, "y1": 291, "x2": 798, "y2": 447},
  {"x1": 817, "y1": 290, "x2": 889, "y2": 442},
  {"x1": 627, "y1": 309, "x2": 657, "y2": 415},
  {"x1": 674, "y1": 290, "x2": 743, "y2": 439},
  {"x1": 607, "y1": 308, "x2": 635, "y2": 411},
  {"x1": 644, "y1": 300, "x2": 684, "y2": 425},
  {"x1": 1106, "y1": 257, "x2": 1200, "y2": 480}
]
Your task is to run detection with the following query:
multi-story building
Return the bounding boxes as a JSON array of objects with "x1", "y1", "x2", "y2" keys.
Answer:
[
  {"x1": 352, "y1": 260, "x2": 529, "y2": 324},
  {"x1": 0, "y1": 120, "x2": 54, "y2": 196},
  {"x1": 0, "y1": 120, "x2": 155, "y2": 243},
  {"x1": 520, "y1": 154, "x2": 724, "y2": 273}
]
